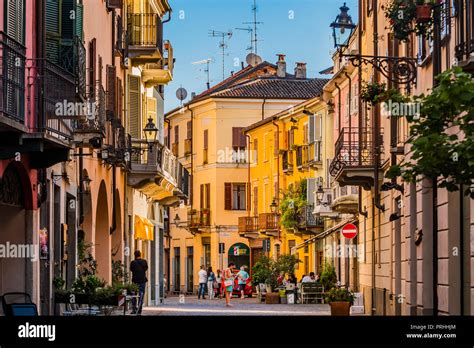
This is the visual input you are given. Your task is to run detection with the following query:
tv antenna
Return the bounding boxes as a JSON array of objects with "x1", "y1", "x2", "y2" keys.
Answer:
[
  {"x1": 192, "y1": 58, "x2": 213, "y2": 90},
  {"x1": 235, "y1": 26, "x2": 254, "y2": 53},
  {"x1": 243, "y1": 0, "x2": 263, "y2": 56},
  {"x1": 208, "y1": 29, "x2": 233, "y2": 81}
]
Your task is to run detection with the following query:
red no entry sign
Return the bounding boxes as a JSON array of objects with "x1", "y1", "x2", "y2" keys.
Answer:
[{"x1": 341, "y1": 223, "x2": 358, "y2": 239}]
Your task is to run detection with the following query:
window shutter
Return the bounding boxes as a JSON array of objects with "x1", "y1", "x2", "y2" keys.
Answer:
[
  {"x1": 6, "y1": 0, "x2": 25, "y2": 44},
  {"x1": 116, "y1": 77, "x2": 123, "y2": 119},
  {"x1": 253, "y1": 186, "x2": 258, "y2": 216},
  {"x1": 89, "y1": 38, "x2": 97, "y2": 97},
  {"x1": 205, "y1": 184, "x2": 211, "y2": 209},
  {"x1": 187, "y1": 121, "x2": 192, "y2": 139},
  {"x1": 306, "y1": 178, "x2": 316, "y2": 206},
  {"x1": 45, "y1": 0, "x2": 61, "y2": 63},
  {"x1": 303, "y1": 123, "x2": 308, "y2": 144},
  {"x1": 274, "y1": 181, "x2": 279, "y2": 200},
  {"x1": 224, "y1": 183, "x2": 232, "y2": 210},
  {"x1": 146, "y1": 97, "x2": 157, "y2": 135},
  {"x1": 253, "y1": 138, "x2": 258, "y2": 163},
  {"x1": 174, "y1": 125, "x2": 179, "y2": 144},
  {"x1": 128, "y1": 74, "x2": 141, "y2": 139},
  {"x1": 61, "y1": 0, "x2": 75, "y2": 40},
  {"x1": 315, "y1": 114, "x2": 322, "y2": 139},
  {"x1": 309, "y1": 115, "x2": 315, "y2": 143},
  {"x1": 200, "y1": 184, "x2": 204, "y2": 209},
  {"x1": 106, "y1": 65, "x2": 117, "y2": 117},
  {"x1": 203, "y1": 130, "x2": 208, "y2": 149},
  {"x1": 76, "y1": 3, "x2": 84, "y2": 41}
]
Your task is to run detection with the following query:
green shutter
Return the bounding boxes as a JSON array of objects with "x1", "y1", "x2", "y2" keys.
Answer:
[
  {"x1": 76, "y1": 3, "x2": 84, "y2": 41},
  {"x1": 61, "y1": 0, "x2": 75, "y2": 40},
  {"x1": 46, "y1": 0, "x2": 61, "y2": 63},
  {"x1": 6, "y1": 0, "x2": 25, "y2": 44}
]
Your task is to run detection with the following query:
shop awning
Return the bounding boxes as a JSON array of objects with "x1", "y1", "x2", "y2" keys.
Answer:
[
  {"x1": 134, "y1": 215, "x2": 155, "y2": 241},
  {"x1": 291, "y1": 217, "x2": 358, "y2": 254}
]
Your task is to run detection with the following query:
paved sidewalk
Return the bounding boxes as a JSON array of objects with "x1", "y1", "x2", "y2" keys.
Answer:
[{"x1": 142, "y1": 295, "x2": 331, "y2": 316}]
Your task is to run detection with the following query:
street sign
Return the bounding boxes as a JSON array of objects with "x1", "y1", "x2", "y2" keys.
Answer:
[
  {"x1": 341, "y1": 223, "x2": 358, "y2": 239},
  {"x1": 219, "y1": 243, "x2": 225, "y2": 254}
]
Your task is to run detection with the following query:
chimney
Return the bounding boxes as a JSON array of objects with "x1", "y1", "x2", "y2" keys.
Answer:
[
  {"x1": 276, "y1": 54, "x2": 286, "y2": 78},
  {"x1": 191, "y1": 92, "x2": 196, "y2": 99},
  {"x1": 295, "y1": 62, "x2": 307, "y2": 79}
]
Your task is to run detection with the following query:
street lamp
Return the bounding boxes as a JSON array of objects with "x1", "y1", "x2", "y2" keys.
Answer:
[
  {"x1": 270, "y1": 198, "x2": 278, "y2": 214},
  {"x1": 143, "y1": 117, "x2": 158, "y2": 147},
  {"x1": 330, "y1": 2, "x2": 356, "y2": 48},
  {"x1": 316, "y1": 185, "x2": 325, "y2": 205},
  {"x1": 173, "y1": 213, "x2": 181, "y2": 227}
]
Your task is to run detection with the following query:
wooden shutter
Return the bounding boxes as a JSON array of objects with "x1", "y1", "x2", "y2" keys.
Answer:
[
  {"x1": 187, "y1": 121, "x2": 192, "y2": 139},
  {"x1": 253, "y1": 186, "x2": 258, "y2": 216},
  {"x1": 274, "y1": 181, "x2": 279, "y2": 200},
  {"x1": 303, "y1": 123, "x2": 308, "y2": 144},
  {"x1": 89, "y1": 39, "x2": 97, "y2": 97},
  {"x1": 116, "y1": 77, "x2": 123, "y2": 119},
  {"x1": 106, "y1": 65, "x2": 117, "y2": 116},
  {"x1": 315, "y1": 114, "x2": 322, "y2": 139},
  {"x1": 205, "y1": 183, "x2": 211, "y2": 209},
  {"x1": 98, "y1": 56, "x2": 103, "y2": 87},
  {"x1": 146, "y1": 98, "x2": 157, "y2": 134},
  {"x1": 128, "y1": 74, "x2": 141, "y2": 139},
  {"x1": 224, "y1": 183, "x2": 232, "y2": 210},
  {"x1": 232, "y1": 127, "x2": 246, "y2": 147},
  {"x1": 200, "y1": 184, "x2": 204, "y2": 209},
  {"x1": 308, "y1": 115, "x2": 315, "y2": 143},
  {"x1": 76, "y1": 3, "x2": 84, "y2": 41},
  {"x1": 6, "y1": 0, "x2": 25, "y2": 44},
  {"x1": 306, "y1": 178, "x2": 316, "y2": 206},
  {"x1": 253, "y1": 139, "x2": 258, "y2": 162},
  {"x1": 203, "y1": 130, "x2": 208, "y2": 149},
  {"x1": 45, "y1": 0, "x2": 61, "y2": 63}
]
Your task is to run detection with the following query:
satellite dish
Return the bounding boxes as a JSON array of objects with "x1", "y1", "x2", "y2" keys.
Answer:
[
  {"x1": 176, "y1": 88, "x2": 188, "y2": 101},
  {"x1": 246, "y1": 53, "x2": 262, "y2": 67}
]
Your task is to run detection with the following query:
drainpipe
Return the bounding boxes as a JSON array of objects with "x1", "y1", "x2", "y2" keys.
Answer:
[
  {"x1": 272, "y1": 117, "x2": 281, "y2": 244},
  {"x1": 356, "y1": 6, "x2": 368, "y2": 219},
  {"x1": 261, "y1": 98, "x2": 267, "y2": 120}
]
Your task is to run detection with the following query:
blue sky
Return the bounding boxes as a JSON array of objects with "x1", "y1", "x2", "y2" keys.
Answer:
[{"x1": 164, "y1": 0, "x2": 358, "y2": 111}]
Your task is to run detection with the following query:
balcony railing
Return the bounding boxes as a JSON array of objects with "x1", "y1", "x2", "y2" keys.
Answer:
[
  {"x1": 455, "y1": 0, "x2": 474, "y2": 65},
  {"x1": 29, "y1": 59, "x2": 76, "y2": 141},
  {"x1": 73, "y1": 80, "x2": 106, "y2": 134},
  {"x1": 297, "y1": 206, "x2": 324, "y2": 229},
  {"x1": 329, "y1": 127, "x2": 380, "y2": 177},
  {"x1": 238, "y1": 216, "x2": 258, "y2": 233},
  {"x1": 127, "y1": 13, "x2": 163, "y2": 53},
  {"x1": 258, "y1": 213, "x2": 279, "y2": 231},
  {"x1": 188, "y1": 209, "x2": 211, "y2": 228},
  {"x1": 0, "y1": 32, "x2": 26, "y2": 123}
]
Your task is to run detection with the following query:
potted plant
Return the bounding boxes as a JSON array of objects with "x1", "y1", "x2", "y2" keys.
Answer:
[
  {"x1": 324, "y1": 286, "x2": 355, "y2": 316},
  {"x1": 252, "y1": 256, "x2": 277, "y2": 293},
  {"x1": 361, "y1": 82, "x2": 387, "y2": 106},
  {"x1": 320, "y1": 263, "x2": 337, "y2": 291}
]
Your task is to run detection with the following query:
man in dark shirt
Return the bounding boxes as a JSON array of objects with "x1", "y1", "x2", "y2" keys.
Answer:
[{"x1": 130, "y1": 250, "x2": 148, "y2": 315}]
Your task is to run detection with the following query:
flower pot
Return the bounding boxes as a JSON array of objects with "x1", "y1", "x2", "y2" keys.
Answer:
[
  {"x1": 266, "y1": 284, "x2": 273, "y2": 294},
  {"x1": 416, "y1": 5, "x2": 432, "y2": 22},
  {"x1": 329, "y1": 301, "x2": 351, "y2": 316}
]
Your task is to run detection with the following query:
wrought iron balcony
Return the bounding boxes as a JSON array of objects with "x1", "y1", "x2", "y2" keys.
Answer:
[
  {"x1": 455, "y1": 0, "x2": 474, "y2": 72},
  {"x1": 258, "y1": 213, "x2": 279, "y2": 236},
  {"x1": 297, "y1": 206, "x2": 324, "y2": 231},
  {"x1": 128, "y1": 140, "x2": 188, "y2": 205},
  {"x1": 73, "y1": 80, "x2": 107, "y2": 137},
  {"x1": 141, "y1": 40, "x2": 173, "y2": 87},
  {"x1": 188, "y1": 209, "x2": 211, "y2": 230},
  {"x1": 127, "y1": 13, "x2": 163, "y2": 65},
  {"x1": 238, "y1": 216, "x2": 259, "y2": 238},
  {"x1": 329, "y1": 127, "x2": 382, "y2": 189},
  {"x1": 0, "y1": 32, "x2": 26, "y2": 128}
]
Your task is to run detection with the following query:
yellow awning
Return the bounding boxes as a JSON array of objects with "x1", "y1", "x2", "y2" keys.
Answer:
[{"x1": 134, "y1": 215, "x2": 155, "y2": 241}]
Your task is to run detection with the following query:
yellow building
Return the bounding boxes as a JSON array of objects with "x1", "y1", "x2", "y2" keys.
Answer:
[
  {"x1": 243, "y1": 96, "x2": 330, "y2": 280},
  {"x1": 165, "y1": 55, "x2": 328, "y2": 294}
]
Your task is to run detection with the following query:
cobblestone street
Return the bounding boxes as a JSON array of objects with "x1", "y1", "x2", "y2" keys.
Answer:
[{"x1": 142, "y1": 296, "x2": 331, "y2": 316}]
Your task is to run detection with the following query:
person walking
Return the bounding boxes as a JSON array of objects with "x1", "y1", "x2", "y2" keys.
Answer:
[
  {"x1": 215, "y1": 270, "x2": 222, "y2": 299},
  {"x1": 223, "y1": 263, "x2": 236, "y2": 307},
  {"x1": 130, "y1": 250, "x2": 148, "y2": 315},
  {"x1": 207, "y1": 266, "x2": 216, "y2": 299},
  {"x1": 198, "y1": 265, "x2": 208, "y2": 299},
  {"x1": 237, "y1": 266, "x2": 249, "y2": 299}
]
